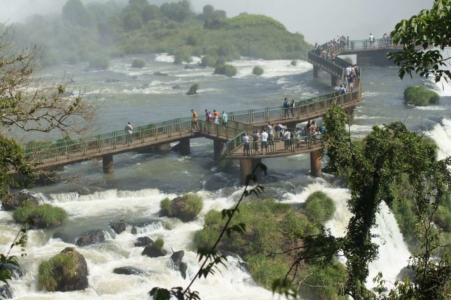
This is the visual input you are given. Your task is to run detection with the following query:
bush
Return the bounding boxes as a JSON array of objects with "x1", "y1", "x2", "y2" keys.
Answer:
[
  {"x1": 131, "y1": 58, "x2": 146, "y2": 68},
  {"x1": 214, "y1": 64, "x2": 237, "y2": 77},
  {"x1": 89, "y1": 55, "x2": 109, "y2": 70},
  {"x1": 153, "y1": 237, "x2": 164, "y2": 251},
  {"x1": 13, "y1": 202, "x2": 68, "y2": 228},
  {"x1": 252, "y1": 66, "x2": 264, "y2": 76},
  {"x1": 160, "y1": 197, "x2": 171, "y2": 215},
  {"x1": 298, "y1": 264, "x2": 347, "y2": 299},
  {"x1": 215, "y1": 57, "x2": 226, "y2": 67},
  {"x1": 201, "y1": 55, "x2": 216, "y2": 67},
  {"x1": 187, "y1": 83, "x2": 199, "y2": 95},
  {"x1": 38, "y1": 252, "x2": 77, "y2": 291},
  {"x1": 182, "y1": 193, "x2": 203, "y2": 220},
  {"x1": 159, "y1": 193, "x2": 203, "y2": 222},
  {"x1": 404, "y1": 86, "x2": 440, "y2": 106},
  {"x1": 291, "y1": 60, "x2": 297, "y2": 66},
  {"x1": 304, "y1": 191, "x2": 335, "y2": 224},
  {"x1": 174, "y1": 50, "x2": 192, "y2": 65}
]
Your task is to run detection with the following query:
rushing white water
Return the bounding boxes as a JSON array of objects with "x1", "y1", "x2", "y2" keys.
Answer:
[{"x1": 426, "y1": 118, "x2": 451, "y2": 160}]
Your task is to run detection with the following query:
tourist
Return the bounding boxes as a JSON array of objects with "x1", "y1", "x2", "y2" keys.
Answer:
[
  {"x1": 191, "y1": 109, "x2": 199, "y2": 131},
  {"x1": 331, "y1": 54, "x2": 336, "y2": 63},
  {"x1": 275, "y1": 123, "x2": 283, "y2": 139},
  {"x1": 208, "y1": 111, "x2": 213, "y2": 122},
  {"x1": 205, "y1": 109, "x2": 209, "y2": 122},
  {"x1": 125, "y1": 122, "x2": 133, "y2": 145},
  {"x1": 222, "y1": 111, "x2": 228, "y2": 127},
  {"x1": 339, "y1": 84, "x2": 347, "y2": 94},
  {"x1": 242, "y1": 132, "x2": 250, "y2": 155},
  {"x1": 348, "y1": 74, "x2": 355, "y2": 92},
  {"x1": 346, "y1": 36, "x2": 350, "y2": 48},
  {"x1": 261, "y1": 129, "x2": 268, "y2": 154},
  {"x1": 267, "y1": 122, "x2": 274, "y2": 141},
  {"x1": 283, "y1": 98, "x2": 290, "y2": 119},
  {"x1": 310, "y1": 120, "x2": 317, "y2": 134},
  {"x1": 213, "y1": 110, "x2": 219, "y2": 125},
  {"x1": 252, "y1": 131, "x2": 260, "y2": 154},
  {"x1": 283, "y1": 129, "x2": 291, "y2": 150},
  {"x1": 369, "y1": 33, "x2": 374, "y2": 48},
  {"x1": 290, "y1": 99, "x2": 296, "y2": 118}
]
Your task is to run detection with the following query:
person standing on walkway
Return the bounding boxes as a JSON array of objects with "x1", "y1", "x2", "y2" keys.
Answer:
[
  {"x1": 261, "y1": 129, "x2": 268, "y2": 154},
  {"x1": 242, "y1": 132, "x2": 250, "y2": 156},
  {"x1": 283, "y1": 98, "x2": 290, "y2": 119},
  {"x1": 191, "y1": 109, "x2": 199, "y2": 131},
  {"x1": 125, "y1": 122, "x2": 133, "y2": 145},
  {"x1": 283, "y1": 130, "x2": 291, "y2": 150},
  {"x1": 290, "y1": 99, "x2": 296, "y2": 118},
  {"x1": 369, "y1": 33, "x2": 374, "y2": 48},
  {"x1": 267, "y1": 122, "x2": 274, "y2": 142},
  {"x1": 222, "y1": 111, "x2": 228, "y2": 127}
]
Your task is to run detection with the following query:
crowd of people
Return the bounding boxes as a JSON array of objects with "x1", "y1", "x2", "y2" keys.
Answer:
[{"x1": 190, "y1": 109, "x2": 228, "y2": 131}]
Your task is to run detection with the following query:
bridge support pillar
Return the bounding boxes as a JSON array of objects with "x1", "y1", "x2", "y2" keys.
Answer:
[
  {"x1": 103, "y1": 154, "x2": 114, "y2": 173},
  {"x1": 214, "y1": 140, "x2": 225, "y2": 158},
  {"x1": 251, "y1": 158, "x2": 262, "y2": 174},
  {"x1": 313, "y1": 65, "x2": 319, "y2": 78},
  {"x1": 240, "y1": 159, "x2": 252, "y2": 185},
  {"x1": 310, "y1": 149, "x2": 322, "y2": 177},
  {"x1": 179, "y1": 138, "x2": 190, "y2": 155},
  {"x1": 331, "y1": 75, "x2": 339, "y2": 87}
]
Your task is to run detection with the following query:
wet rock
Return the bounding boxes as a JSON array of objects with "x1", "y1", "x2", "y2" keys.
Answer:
[
  {"x1": 154, "y1": 72, "x2": 168, "y2": 77},
  {"x1": 75, "y1": 230, "x2": 106, "y2": 247},
  {"x1": 0, "y1": 284, "x2": 13, "y2": 299},
  {"x1": 131, "y1": 226, "x2": 137, "y2": 234},
  {"x1": 110, "y1": 220, "x2": 126, "y2": 235},
  {"x1": 397, "y1": 266, "x2": 416, "y2": 282},
  {"x1": 172, "y1": 85, "x2": 182, "y2": 89},
  {"x1": 142, "y1": 245, "x2": 167, "y2": 258},
  {"x1": 113, "y1": 266, "x2": 146, "y2": 276},
  {"x1": 134, "y1": 237, "x2": 153, "y2": 247},
  {"x1": 171, "y1": 250, "x2": 187, "y2": 279},
  {"x1": 2, "y1": 263, "x2": 24, "y2": 279},
  {"x1": 50, "y1": 247, "x2": 89, "y2": 292},
  {"x1": 184, "y1": 64, "x2": 202, "y2": 70},
  {"x1": 1, "y1": 190, "x2": 40, "y2": 211},
  {"x1": 106, "y1": 79, "x2": 120, "y2": 83}
]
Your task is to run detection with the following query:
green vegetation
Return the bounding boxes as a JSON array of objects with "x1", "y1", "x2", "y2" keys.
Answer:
[
  {"x1": 11, "y1": 1, "x2": 312, "y2": 65},
  {"x1": 290, "y1": 60, "x2": 297, "y2": 66},
  {"x1": 38, "y1": 251, "x2": 77, "y2": 291},
  {"x1": 187, "y1": 83, "x2": 199, "y2": 95},
  {"x1": 404, "y1": 85, "x2": 440, "y2": 106},
  {"x1": 153, "y1": 237, "x2": 164, "y2": 251},
  {"x1": 160, "y1": 193, "x2": 203, "y2": 222},
  {"x1": 89, "y1": 55, "x2": 110, "y2": 70},
  {"x1": 131, "y1": 58, "x2": 146, "y2": 68},
  {"x1": 214, "y1": 64, "x2": 237, "y2": 77},
  {"x1": 13, "y1": 202, "x2": 68, "y2": 228},
  {"x1": 304, "y1": 191, "x2": 335, "y2": 224},
  {"x1": 194, "y1": 199, "x2": 343, "y2": 299},
  {"x1": 252, "y1": 66, "x2": 264, "y2": 76}
]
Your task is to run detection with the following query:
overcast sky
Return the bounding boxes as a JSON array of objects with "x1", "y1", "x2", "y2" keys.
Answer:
[{"x1": 0, "y1": 0, "x2": 435, "y2": 43}]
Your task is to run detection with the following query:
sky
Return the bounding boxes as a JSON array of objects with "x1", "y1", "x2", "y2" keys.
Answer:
[{"x1": 0, "y1": 0, "x2": 435, "y2": 43}]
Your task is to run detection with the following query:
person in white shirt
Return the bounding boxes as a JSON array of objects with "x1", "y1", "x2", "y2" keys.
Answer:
[
  {"x1": 125, "y1": 122, "x2": 133, "y2": 145},
  {"x1": 261, "y1": 129, "x2": 268, "y2": 154},
  {"x1": 267, "y1": 123, "x2": 274, "y2": 141},
  {"x1": 242, "y1": 132, "x2": 250, "y2": 155},
  {"x1": 283, "y1": 130, "x2": 291, "y2": 150},
  {"x1": 369, "y1": 33, "x2": 374, "y2": 47}
]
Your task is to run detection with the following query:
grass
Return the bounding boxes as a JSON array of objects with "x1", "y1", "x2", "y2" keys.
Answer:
[
  {"x1": 13, "y1": 202, "x2": 67, "y2": 228},
  {"x1": 153, "y1": 237, "x2": 164, "y2": 251},
  {"x1": 304, "y1": 191, "x2": 336, "y2": 224},
  {"x1": 159, "y1": 193, "x2": 203, "y2": 222},
  {"x1": 38, "y1": 252, "x2": 77, "y2": 291},
  {"x1": 404, "y1": 86, "x2": 440, "y2": 106}
]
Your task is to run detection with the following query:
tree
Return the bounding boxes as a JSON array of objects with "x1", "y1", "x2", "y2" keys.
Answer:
[
  {"x1": 389, "y1": 0, "x2": 451, "y2": 83},
  {"x1": 142, "y1": 5, "x2": 161, "y2": 23},
  {"x1": 202, "y1": 5, "x2": 214, "y2": 17},
  {"x1": 62, "y1": 0, "x2": 93, "y2": 27},
  {"x1": 160, "y1": 0, "x2": 191, "y2": 23}
]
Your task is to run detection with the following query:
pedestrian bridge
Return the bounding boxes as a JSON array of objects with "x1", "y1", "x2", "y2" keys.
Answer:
[{"x1": 22, "y1": 38, "x2": 396, "y2": 183}]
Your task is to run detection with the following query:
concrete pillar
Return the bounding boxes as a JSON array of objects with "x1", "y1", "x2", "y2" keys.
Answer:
[
  {"x1": 313, "y1": 65, "x2": 319, "y2": 78},
  {"x1": 310, "y1": 150, "x2": 322, "y2": 177},
  {"x1": 179, "y1": 138, "x2": 190, "y2": 155},
  {"x1": 103, "y1": 154, "x2": 114, "y2": 173},
  {"x1": 240, "y1": 159, "x2": 252, "y2": 185},
  {"x1": 214, "y1": 140, "x2": 225, "y2": 159},
  {"x1": 251, "y1": 158, "x2": 262, "y2": 174},
  {"x1": 331, "y1": 75, "x2": 339, "y2": 87}
]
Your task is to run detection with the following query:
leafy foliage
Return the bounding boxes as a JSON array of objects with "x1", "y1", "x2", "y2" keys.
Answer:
[
  {"x1": 62, "y1": 0, "x2": 93, "y2": 28},
  {"x1": 38, "y1": 252, "x2": 77, "y2": 291},
  {"x1": 404, "y1": 85, "x2": 440, "y2": 106},
  {"x1": 13, "y1": 202, "x2": 68, "y2": 228},
  {"x1": 304, "y1": 191, "x2": 335, "y2": 224},
  {"x1": 131, "y1": 58, "x2": 146, "y2": 68},
  {"x1": 224, "y1": 14, "x2": 286, "y2": 31},
  {"x1": 159, "y1": 193, "x2": 203, "y2": 222},
  {"x1": 154, "y1": 238, "x2": 164, "y2": 251},
  {"x1": 214, "y1": 64, "x2": 237, "y2": 77},
  {"x1": 252, "y1": 66, "x2": 264, "y2": 76}
]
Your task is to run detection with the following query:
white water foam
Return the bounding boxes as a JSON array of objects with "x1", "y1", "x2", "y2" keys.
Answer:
[
  {"x1": 229, "y1": 58, "x2": 312, "y2": 79},
  {"x1": 426, "y1": 118, "x2": 451, "y2": 160}
]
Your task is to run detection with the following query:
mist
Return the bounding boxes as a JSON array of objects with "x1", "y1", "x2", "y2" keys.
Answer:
[{"x1": 1, "y1": 0, "x2": 434, "y2": 43}]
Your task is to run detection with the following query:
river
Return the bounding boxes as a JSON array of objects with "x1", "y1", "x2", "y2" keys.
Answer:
[{"x1": 1, "y1": 53, "x2": 450, "y2": 299}]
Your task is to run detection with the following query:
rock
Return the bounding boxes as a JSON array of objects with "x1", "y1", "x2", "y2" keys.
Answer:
[
  {"x1": 184, "y1": 64, "x2": 202, "y2": 70},
  {"x1": 32, "y1": 215, "x2": 63, "y2": 230},
  {"x1": 106, "y1": 79, "x2": 120, "y2": 83},
  {"x1": 0, "y1": 284, "x2": 13, "y2": 299},
  {"x1": 1, "y1": 190, "x2": 40, "y2": 211},
  {"x1": 53, "y1": 247, "x2": 89, "y2": 291},
  {"x1": 131, "y1": 226, "x2": 137, "y2": 234},
  {"x1": 172, "y1": 85, "x2": 182, "y2": 89},
  {"x1": 110, "y1": 220, "x2": 126, "y2": 235},
  {"x1": 113, "y1": 266, "x2": 146, "y2": 276},
  {"x1": 397, "y1": 266, "x2": 416, "y2": 282},
  {"x1": 142, "y1": 245, "x2": 167, "y2": 258},
  {"x1": 154, "y1": 72, "x2": 168, "y2": 77},
  {"x1": 1, "y1": 263, "x2": 24, "y2": 279},
  {"x1": 170, "y1": 250, "x2": 187, "y2": 279},
  {"x1": 75, "y1": 230, "x2": 106, "y2": 247},
  {"x1": 134, "y1": 237, "x2": 153, "y2": 247}
]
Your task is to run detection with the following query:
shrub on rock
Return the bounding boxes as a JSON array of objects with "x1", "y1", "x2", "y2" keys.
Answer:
[
  {"x1": 200, "y1": 55, "x2": 216, "y2": 67},
  {"x1": 13, "y1": 202, "x2": 67, "y2": 229},
  {"x1": 142, "y1": 237, "x2": 167, "y2": 257},
  {"x1": 291, "y1": 60, "x2": 297, "y2": 66},
  {"x1": 304, "y1": 191, "x2": 335, "y2": 224},
  {"x1": 404, "y1": 86, "x2": 440, "y2": 106},
  {"x1": 214, "y1": 64, "x2": 237, "y2": 77},
  {"x1": 186, "y1": 83, "x2": 199, "y2": 95},
  {"x1": 38, "y1": 247, "x2": 89, "y2": 292},
  {"x1": 131, "y1": 58, "x2": 146, "y2": 68},
  {"x1": 252, "y1": 66, "x2": 264, "y2": 76},
  {"x1": 160, "y1": 194, "x2": 203, "y2": 222}
]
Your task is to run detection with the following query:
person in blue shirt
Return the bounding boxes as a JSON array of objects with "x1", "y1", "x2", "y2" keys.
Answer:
[
  {"x1": 222, "y1": 111, "x2": 228, "y2": 127},
  {"x1": 339, "y1": 85, "x2": 347, "y2": 94},
  {"x1": 283, "y1": 98, "x2": 289, "y2": 119}
]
